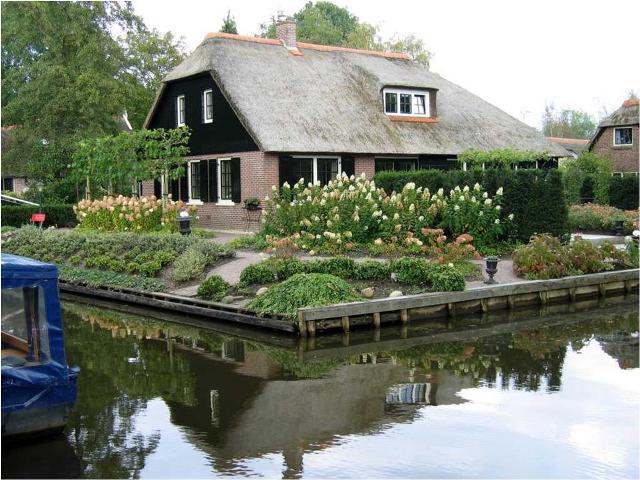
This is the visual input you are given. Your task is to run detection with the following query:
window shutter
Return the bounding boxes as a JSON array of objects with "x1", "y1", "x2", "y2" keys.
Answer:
[
  {"x1": 199, "y1": 160, "x2": 209, "y2": 202},
  {"x1": 279, "y1": 155, "x2": 292, "y2": 188},
  {"x1": 231, "y1": 157, "x2": 241, "y2": 203},
  {"x1": 153, "y1": 179, "x2": 162, "y2": 198},
  {"x1": 208, "y1": 159, "x2": 218, "y2": 203},
  {"x1": 179, "y1": 174, "x2": 189, "y2": 202},
  {"x1": 170, "y1": 178, "x2": 179, "y2": 201},
  {"x1": 341, "y1": 156, "x2": 355, "y2": 178}
]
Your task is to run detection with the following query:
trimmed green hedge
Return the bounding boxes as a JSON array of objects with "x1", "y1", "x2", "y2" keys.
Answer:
[
  {"x1": 609, "y1": 176, "x2": 639, "y2": 210},
  {"x1": 1, "y1": 204, "x2": 76, "y2": 228},
  {"x1": 374, "y1": 169, "x2": 568, "y2": 241}
]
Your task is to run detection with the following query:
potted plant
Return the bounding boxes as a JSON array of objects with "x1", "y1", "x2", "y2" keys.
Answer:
[
  {"x1": 484, "y1": 255, "x2": 499, "y2": 284},
  {"x1": 244, "y1": 197, "x2": 261, "y2": 211}
]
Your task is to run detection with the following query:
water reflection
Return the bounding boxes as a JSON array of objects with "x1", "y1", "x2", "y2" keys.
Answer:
[{"x1": 2, "y1": 296, "x2": 638, "y2": 479}]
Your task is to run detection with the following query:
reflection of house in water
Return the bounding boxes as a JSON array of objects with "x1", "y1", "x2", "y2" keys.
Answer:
[
  {"x1": 598, "y1": 333, "x2": 639, "y2": 369},
  {"x1": 386, "y1": 371, "x2": 472, "y2": 406}
]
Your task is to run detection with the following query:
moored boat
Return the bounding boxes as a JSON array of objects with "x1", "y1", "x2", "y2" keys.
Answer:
[{"x1": 1, "y1": 254, "x2": 79, "y2": 441}]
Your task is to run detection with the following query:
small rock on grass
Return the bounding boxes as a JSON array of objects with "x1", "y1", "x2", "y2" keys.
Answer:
[
  {"x1": 361, "y1": 287, "x2": 374, "y2": 298},
  {"x1": 388, "y1": 290, "x2": 403, "y2": 298},
  {"x1": 256, "y1": 286, "x2": 269, "y2": 296}
]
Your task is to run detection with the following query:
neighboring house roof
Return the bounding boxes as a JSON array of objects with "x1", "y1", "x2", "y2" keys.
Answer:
[
  {"x1": 589, "y1": 99, "x2": 639, "y2": 150},
  {"x1": 545, "y1": 136, "x2": 589, "y2": 156},
  {"x1": 145, "y1": 33, "x2": 566, "y2": 157}
]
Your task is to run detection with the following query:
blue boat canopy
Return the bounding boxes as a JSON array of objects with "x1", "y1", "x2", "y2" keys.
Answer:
[{"x1": 2, "y1": 254, "x2": 59, "y2": 283}]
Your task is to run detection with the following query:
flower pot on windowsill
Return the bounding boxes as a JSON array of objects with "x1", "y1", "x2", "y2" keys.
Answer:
[{"x1": 244, "y1": 197, "x2": 261, "y2": 211}]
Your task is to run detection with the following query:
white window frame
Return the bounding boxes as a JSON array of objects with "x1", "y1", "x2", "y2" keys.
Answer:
[
  {"x1": 202, "y1": 89, "x2": 213, "y2": 124},
  {"x1": 613, "y1": 126, "x2": 633, "y2": 146},
  {"x1": 217, "y1": 158, "x2": 234, "y2": 206},
  {"x1": 382, "y1": 88, "x2": 431, "y2": 117},
  {"x1": 176, "y1": 95, "x2": 186, "y2": 127},
  {"x1": 292, "y1": 155, "x2": 342, "y2": 184},
  {"x1": 186, "y1": 160, "x2": 203, "y2": 205}
]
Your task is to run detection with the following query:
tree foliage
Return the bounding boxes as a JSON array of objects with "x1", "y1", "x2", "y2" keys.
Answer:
[
  {"x1": 542, "y1": 104, "x2": 597, "y2": 139},
  {"x1": 560, "y1": 152, "x2": 613, "y2": 205},
  {"x1": 1, "y1": 1, "x2": 185, "y2": 202},
  {"x1": 260, "y1": 1, "x2": 431, "y2": 67},
  {"x1": 458, "y1": 149, "x2": 550, "y2": 168},
  {"x1": 220, "y1": 10, "x2": 238, "y2": 34}
]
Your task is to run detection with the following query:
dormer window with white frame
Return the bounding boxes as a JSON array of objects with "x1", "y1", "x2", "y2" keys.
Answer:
[
  {"x1": 384, "y1": 88, "x2": 430, "y2": 117},
  {"x1": 202, "y1": 89, "x2": 213, "y2": 123},
  {"x1": 176, "y1": 95, "x2": 185, "y2": 127},
  {"x1": 613, "y1": 127, "x2": 632, "y2": 146}
]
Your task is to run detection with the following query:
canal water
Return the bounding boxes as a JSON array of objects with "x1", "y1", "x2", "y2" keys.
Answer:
[{"x1": 2, "y1": 295, "x2": 638, "y2": 479}]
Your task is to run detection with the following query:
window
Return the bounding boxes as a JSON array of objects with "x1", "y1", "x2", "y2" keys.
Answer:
[
  {"x1": 614, "y1": 127, "x2": 632, "y2": 146},
  {"x1": 316, "y1": 158, "x2": 339, "y2": 185},
  {"x1": 2, "y1": 177, "x2": 14, "y2": 191},
  {"x1": 219, "y1": 159, "x2": 232, "y2": 201},
  {"x1": 375, "y1": 158, "x2": 417, "y2": 172},
  {"x1": 382, "y1": 88, "x2": 431, "y2": 117},
  {"x1": 385, "y1": 92, "x2": 397, "y2": 113},
  {"x1": 203, "y1": 89, "x2": 213, "y2": 123},
  {"x1": 1, "y1": 287, "x2": 50, "y2": 365},
  {"x1": 176, "y1": 95, "x2": 185, "y2": 127},
  {"x1": 280, "y1": 157, "x2": 341, "y2": 187},
  {"x1": 190, "y1": 162, "x2": 201, "y2": 200}
]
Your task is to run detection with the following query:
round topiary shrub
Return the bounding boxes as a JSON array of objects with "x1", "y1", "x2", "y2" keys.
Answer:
[
  {"x1": 428, "y1": 264, "x2": 465, "y2": 292},
  {"x1": 391, "y1": 258, "x2": 434, "y2": 285},
  {"x1": 270, "y1": 257, "x2": 309, "y2": 280},
  {"x1": 317, "y1": 256, "x2": 356, "y2": 278},
  {"x1": 247, "y1": 273, "x2": 362, "y2": 319},
  {"x1": 239, "y1": 262, "x2": 276, "y2": 285},
  {"x1": 197, "y1": 275, "x2": 229, "y2": 301},
  {"x1": 353, "y1": 260, "x2": 390, "y2": 280}
]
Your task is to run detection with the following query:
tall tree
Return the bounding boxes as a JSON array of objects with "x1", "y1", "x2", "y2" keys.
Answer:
[
  {"x1": 259, "y1": 1, "x2": 431, "y2": 67},
  {"x1": 542, "y1": 104, "x2": 597, "y2": 139},
  {"x1": 220, "y1": 10, "x2": 238, "y2": 34}
]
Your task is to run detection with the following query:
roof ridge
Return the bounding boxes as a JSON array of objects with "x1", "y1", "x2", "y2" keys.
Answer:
[
  {"x1": 204, "y1": 32, "x2": 410, "y2": 60},
  {"x1": 545, "y1": 136, "x2": 589, "y2": 144}
]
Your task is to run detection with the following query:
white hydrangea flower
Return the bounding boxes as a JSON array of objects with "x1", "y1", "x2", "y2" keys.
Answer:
[
  {"x1": 448, "y1": 263, "x2": 454, "y2": 268},
  {"x1": 479, "y1": 211, "x2": 483, "y2": 216},
  {"x1": 283, "y1": 181, "x2": 290, "y2": 188},
  {"x1": 272, "y1": 185, "x2": 277, "y2": 191},
  {"x1": 463, "y1": 185, "x2": 470, "y2": 192},
  {"x1": 474, "y1": 183, "x2": 481, "y2": 191},
  {"x1": 494, "y1": 219, "x2": 500, "y2": 224},
  {"x1": 483, "y1": 192, "x2": 488, "y2": 198},
  {"x1": 418, "y1": 215, "x2": 424, "y2": 221},
  {"x1": 496, "y1": 187, "x2": 504, "y2": 195},
  {"x1": 484, "y1": 198, "x2": 492, "y2": 206},
  {"x1": 382, "y1": 215, "x2": 388, "y2": 221},
  {"x1": 508, "y1": 213, "x2": 514, "y2": 220},
  {"x1": 405, "y1": 182, "x2": 416, "y2": 190},
  {"x1": 437, "y1": 188, "x2": 444, "y2": 196},
  {"x1": 393, "y1": 213, "x2": 400, "y2": 220},
  {"x1": 454, "y1": 205, "x2": 460, "y2": 211},
  {"x1": 495, "y1": 205, "x2": 501, "y2": 211},
  {"x1": 409, "y1": 203, "x2": 415, "y2": 211}
]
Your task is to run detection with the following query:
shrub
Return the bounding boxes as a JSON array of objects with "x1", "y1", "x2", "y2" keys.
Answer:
[
  {"x1": 512, "y1": 234, "x2": 628, "y2": 279},
  {"x1": 316, "y1": 256, "x2": 356, "y2": 278},
  {"x1": 391, "y1": 258, "x2": 434, "y2": 285},
  {"x1": 428, "y1": 264, "x2": 466, "y2": 292},
  {"x1": 270, "y1": 257, "x2": 309, "y2": 280},
  {"x1": 197, "y1": 275, "x2": 229, "y2": 301},
  {"x1": 609, "y1": 176, "x2": 639, "y2": 210},
  {"x1": 568, "y1": 204, "x2": 636, "y2": 234},
  {"x1": 353, "y1": 260, "x2": 389, "y2": 280},
  {"x1": 59, "y1": 267, "x2": 165, "y2": 291},
  {"x1": 247, "y1": 273, "x2": 361, "y2": 319},
  {"x1": 626, "y1": 240, "x2": 639, "y2": 267},
  {"x1": 227, "y1": 234, "x2": 269, "y2": 251},
  {"x1": 239, "y1": 262, "x2": 277, "y2": 285},
  {"x1": 170, "y1": 247, "x2": 208, "y2": 282},
  {"x1": 560, "y1": 153, "x2": 613, "y2": 205},
  {"x1": 1, "y1": 204, "x2": 76, "y2": 228}
]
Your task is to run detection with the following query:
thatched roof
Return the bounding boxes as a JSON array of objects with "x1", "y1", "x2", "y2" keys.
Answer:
[
  {"x1": 546, "y1": 136, "x2": 588, "y2": 156},
  {"x1": 588, "y1": 99, "x2": 639, "y2": 151},
  {"x1": 147, "y1": 34, "x2": 566, "y2": 156}
]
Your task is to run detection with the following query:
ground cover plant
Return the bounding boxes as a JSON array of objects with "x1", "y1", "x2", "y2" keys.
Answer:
[
  {"x1": 247, "y1": 273, "x2": 362, "y2": 319},
  {"x1": 74, "y1": 195, "x2": 196, "y2": 233},
  {"x1": 512, "y1": 234, "x2": 631, "y2": 279},
  {"x1": 568, "y1": 203, "x2": 638, "y2": 234},
  {"x1": 2, "y1": 226, "x2": 234, "y2": 285},
  {"x1": 59, "y1": 267, "x2": 166, "y2": 291},
  {"x1": 261, "y1": 173, "x2": 507, "y2": 256}
]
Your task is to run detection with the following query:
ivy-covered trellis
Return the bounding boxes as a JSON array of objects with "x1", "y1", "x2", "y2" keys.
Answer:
[{"x1": 458, "y1": 149, "x2": 551, "y2": 170}]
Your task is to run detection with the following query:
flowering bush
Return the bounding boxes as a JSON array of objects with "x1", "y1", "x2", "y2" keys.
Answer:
[
  {"x1": 74, "y1": 195, "x2": 197, "y2": 233},
  {"x1": 261, "y1": 173, "x2": 509, "y2": 255},
  {"x1": 568, "y1": 203, "x2": 638, "y2": 234}
]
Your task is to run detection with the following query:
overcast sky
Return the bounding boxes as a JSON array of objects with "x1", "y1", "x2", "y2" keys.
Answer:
[{"x1": 134, "y1": 0, "x2": 639, "y2": 130}]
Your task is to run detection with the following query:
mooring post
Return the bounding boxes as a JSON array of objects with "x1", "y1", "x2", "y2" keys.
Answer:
[
  {"x1": 400, "y1": 324, "x2": 408, "y2": 339},
  {"x1": 480, "y1": 298, "x2": 488, "y2": 313},
  {"x1": 373, "y1": 312, "x2": 381, "y2": 329},
  {"x1": 307, "y1": 320, "x2": 316, "y2": 336},
  {"x1": 297, "y1": 312, "x2": 307, "y2": 337},
  {"x1": 373, "y1": 328, "x2": 380, "y2": 342},
  {"x1": 341, "y1": 316, "x2": 350, "y2": 333},
  {"x1": 400, "y1": 309, "x2": 409, "y2": 324},
  {"x1": 569, "y1": 287, "x2": 577, "y2": 302},
  {"x1": 598, "y1": 283, "x2": 606, "y2": 298},
  {"x1": 539, "y1": 291, "x2": 548, "y2": 305},
  {"x1": 342, "y1": 332, "x2": 350, "y2": 346},
  {"x1": 507, "y1": 295, "x2": 515, "y2": 309},
  {"x1": 447, "y1": 303, "x2": 456, "y2": 317}
]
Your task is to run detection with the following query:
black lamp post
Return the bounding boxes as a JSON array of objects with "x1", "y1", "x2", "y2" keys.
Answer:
[
  {"x1": 484, "y1": 256, "x2": 499, "y2": 284},
  {"x1": 177, "y1": 211, "x2": 192, "y2": 235}
]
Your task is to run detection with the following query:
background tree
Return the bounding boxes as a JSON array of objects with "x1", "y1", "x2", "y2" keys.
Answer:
[
  {"x1": 1, "y1": 1, "x2": 185, "y2": 202},
  {"x1": 542, "y1": 104, "x2": 597, "y2": 139},
  {"x1": 220, "y1": 10, "x2": 238, "y2": 34},
  {"x1": 259, "y1": 1, "x2": 431, "y2": 67}
]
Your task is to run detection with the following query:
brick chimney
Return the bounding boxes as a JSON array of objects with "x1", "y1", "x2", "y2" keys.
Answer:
[{"x1": 276, "y1": 15, "x2": 297, "y2": 49}]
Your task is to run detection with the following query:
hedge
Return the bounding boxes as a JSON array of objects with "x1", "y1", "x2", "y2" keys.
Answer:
[
  {"x1": 1, "y1": 204, "x2": 76, "y2": 228},
  {"x1": 609, "y1": 176, "x2": 639, "y2": 210},
  {"x1": 374, "y1": 169, "x2": 568, "y2": 241}
]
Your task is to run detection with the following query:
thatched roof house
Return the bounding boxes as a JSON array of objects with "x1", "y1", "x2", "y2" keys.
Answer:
[
  {"x1": 588, "y1": 99, "x2": 639, "y2": 174},
  {"x1": 546, "y1": 137, "x2": 588, "y2": 158},
  {"x1": 142, "y1": 19, "x2": 565, "y2": 230}
]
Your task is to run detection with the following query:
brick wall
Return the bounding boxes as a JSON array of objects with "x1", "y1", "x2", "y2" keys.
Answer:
[
  {"x1": 354, "y1": 155, "x2": 375, "y2": 178},
  {"x1": 591, "y1": 125, "x2": 639, "y2": 173},
  {"x1": 142, "y1": 150, "x2": 279, "y2": 232}
]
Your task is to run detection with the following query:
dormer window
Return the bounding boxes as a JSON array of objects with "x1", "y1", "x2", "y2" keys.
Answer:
[
  {"x1": 202, "y1": 89, "x2": 213, "y2": 123},
  {"x1": 176, "y1": 95, "x2": 186, "y2": 127},
  {"x1": 383, "y1": 88, "x2": 431, "y2": 117}
]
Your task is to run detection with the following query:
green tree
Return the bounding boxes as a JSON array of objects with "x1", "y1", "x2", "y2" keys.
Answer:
[
  {"x1": 220, "y1": 10, "x2": 238, "y2": 34},
  {"x1": 542, "y1": 104, "x2": 597, "y2": 139},
  {"x1": 260, "y1": 2, "x2": 430, "y2": 66}
]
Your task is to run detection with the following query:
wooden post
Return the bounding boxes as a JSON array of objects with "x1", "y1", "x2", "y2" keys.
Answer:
[
  {"x1": 507, "y1": 295, "x2": 515, "y2": 309},
  {"x1": 624, "y1": 280, "x2": 633, "y2": 293},
  {"x1": 307, "y1": 335, "x2": 316, "y2": 351},
  {"x1": 447, "y1": 303, "x2": 456, "y2": 317},
  {"x1": 341, "y1": 316, "x2": 350, "y2": 333},
  {"x1": 400, "y1": 324, "x2": 408, "y2": 339},
  {"x1": 342, "y1": 332, "x2": 350, "y2": 346},
  {"x1": 569, "y1": 287, "x2": 577, "y2": 302},
  {"x1": 480, "y1": 298, "x2": 488, "y2": 313},
  {"x1": 598, "y1": 284, "x2": 606, "y2": 298},
  {"x1": 400, "y1": 309, "x2": 408, "y2": 324},
  {"x1": 297, "y1": 312, "x2": 307, "y2": 337},
  {"x1": 539, "y1": 291, "x2": 548, "y2": 305},
  {"x1": 307, "y1": 320, "x2": 316, "y2": 336},
  {"x1": 373, "y1": 328, "x2": 380, "y2": 342},
  {"x1": 373, "y1": 312, "x2": 381, "y2": 329}
]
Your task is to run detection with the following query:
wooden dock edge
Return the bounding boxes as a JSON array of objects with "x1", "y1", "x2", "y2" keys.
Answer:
[
  {"x1": 297, "y1": 269, "x2": 640, "y2": 336},
  {"x1": 58, "y1": 282, "x2": 296, "y2": 333}
]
